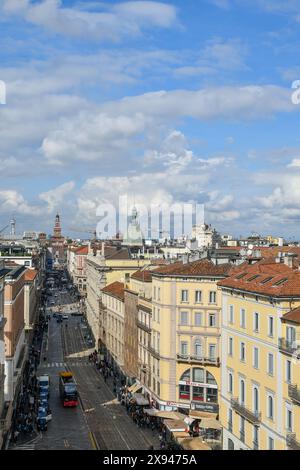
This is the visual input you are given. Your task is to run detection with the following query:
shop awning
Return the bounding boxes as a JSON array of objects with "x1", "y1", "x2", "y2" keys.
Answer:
[
  {"x1": 133, "y1": 393, "x2": 149, "y2": 406},
  {"x1": 164, "y1": 419, "x2": 188, "y2": 432},
  {"x1": 127, "y1": 382, "x2": 142, "y2": 394},
  {"x1": 155, "y1": 410, "x2": 185, "y2": 420},
  {"x1": 189, "y1": 411, "x2": 218, "y2": 420},
  {"x1": 199, "y1": 418, "x2": 222, "y2": 430},
  {"x1": 143, "y1": 409, "x2": 158, "y2": 416},
  {"x1": 178, "y1": 437, "x2": 211, "y2": 451}
]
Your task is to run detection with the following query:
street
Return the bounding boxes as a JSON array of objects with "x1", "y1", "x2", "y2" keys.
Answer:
[{"x1": 30, "y1": 279, "x2": 159, "y2": 450}]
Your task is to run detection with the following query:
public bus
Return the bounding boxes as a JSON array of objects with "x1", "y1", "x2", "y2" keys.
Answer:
[{"x1": 59, "y1": 372, "x2": 78, "y2": 407}]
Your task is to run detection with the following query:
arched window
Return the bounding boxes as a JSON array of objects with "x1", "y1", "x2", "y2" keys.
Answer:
[
  {"x1": 180, "y1": 369, "x2": 191, "y2": 382},
  {"x1": 206, "y1": 371, "x2": 217, "y2": 385}
]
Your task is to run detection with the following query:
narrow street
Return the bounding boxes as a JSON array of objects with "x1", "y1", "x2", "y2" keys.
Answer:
[{"x1": 32, "y1": 279, "x2": 159, "y2": 450}]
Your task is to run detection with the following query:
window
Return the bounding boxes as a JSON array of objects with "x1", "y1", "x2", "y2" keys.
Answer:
[
  {"x1": 240, "y1": 379, "x2": 245, "y2": 405},
  {"x1": 229, "y1": 305, "x2": 234, "y2": 324},
  {"x1": 157, "y1": 308, "x2": 160, "y2": 324},
  {"x1": 209, "y1": 344, "x2": 216, "y2": 360},
  {"x1": 195, "y1": 341, "x2": 202, "y2": 358},
  {"x1": 209, "y1": 291, "x2": 217, "y2": 304},
  {"x1": 253, "y1": 387, "x2": 259, "y2": 414},
  {"x1": 180, "y1": 369, "x2": 191, "y2": 382},
  {"x1": 228, "y1": 372, "x2": 233, "y2": 394},
  {"x1": 180, "y1": 311, "x2": 188, "y2": 326},
  {"x1": 240, "y1": 309, "x2": 246, "y2": 328},
  {"x1": 268, "y1": 437, "x2": 274, "y2": 450},
  {"x1": 206, "y1": 371, "x2": 217, "y2": 385},
  {"x1": 228, "y1": 408, "x2": 233, "y2": 428},
  {"x1": 181, "y1": 290, "x2": 188, "y2": 302},
  {"x1": 268, "y1": 353, "x2": 274, "y2": 376},
  {"x1": 254, "y1": 312, "x2": 259, "y2": 332},
  {"x1": 179, "y1": 384, "x2": 190, "y2": 400},
  {"x1": 229, "y1": 337, "x2": 233, "y2": 356},
  {"x1": 193, "y1": 386, "x2": 204, "y2": 401},
  {"x1": 153, "y1": 286, "x2": 156, "y2": 299},
  {"x1": 287, "y1": 326, "x2": 296, "y2": 344},
  {"x1": 286, "y1": 360, "x2": 292, "y2": 383},
  {"x1": 180, "y1": 342, "x2": 188, "y2": 356},
  {"x1": 195, "y1": 312, "x2": 203, "y2": 326},
  {"x1": 195, "y1": 290, "x2": 202, "y2": 303},
  {"x1": 240, "y1": 342, "x2": 245, "y2": 362},
  {"x1": 268, "y1": 317, "x2": 274, "y2": 337},
  {"x1": 193, "y1": 368, "x2": 205, "y2": 383},
  {"x1": 209, "y1": 314, "x2": 216, "y2": 327},
  {"x1": 268, "y1": 395, "x2": 274, "y2": 420},
  {"x1": 228, "y1": 439, "x2": 234, "y2": 450},
  {"x1": 253, "y1": 426, "x2": 259, "y2": 449},
  {"x1": 287, "y1": 409, "x2": 293, "y2": 432},
  {"x1": 253, "y1": 347, "x2": 259, "y2": 369},
  {"x1": 207, "y1": 388, "x2": 218, "y2": 403},
  {"x1": 240, "y1": 417, "x2": 245, "y2": 442}
]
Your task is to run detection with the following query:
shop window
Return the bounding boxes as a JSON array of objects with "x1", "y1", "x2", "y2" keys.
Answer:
[
  {"x1": 193, "y1": 386, "x2": 204, "y2": 401},
  {"x1": 206, "y1": 388, "x2": 218, "y2": 403},
  {"x1": 179, "y1": 385, "x2": 190, "y2": 400}
]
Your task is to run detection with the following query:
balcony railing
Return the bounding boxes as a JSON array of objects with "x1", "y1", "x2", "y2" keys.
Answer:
[
  {"x1": 177, "y1": 354, "x2": 220, "y2": 366},
  {"x1": 136, "y1": 320, "x2": 151, "y2": 333},
  {"x1": 286, "y1": 433, "x2": 300, "y2": 450},
  {"x1": 288, "y1": 384, "x2": 300, "y2": 404},
  {"x1": 148, "y1": 346, "x2": 160, "y2": 360},
  {"x1": 278, "y1": 338, "x2": 299, "y2": 355},
  {"x1": 231, "y1": 398, "x2": 261, "y2": 425}
]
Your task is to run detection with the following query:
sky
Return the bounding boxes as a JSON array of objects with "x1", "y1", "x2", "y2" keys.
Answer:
[{"x1": 0, "y1": 0, "x2": 300, "y2": 239}]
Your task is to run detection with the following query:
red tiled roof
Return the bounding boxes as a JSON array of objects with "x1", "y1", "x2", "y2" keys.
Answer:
[
  {"x1": 24, "y1": 269, "x2": 38, "y2": 281},
  {"x1": 102, "y1": 281, "x2": 125, "y2": 301},
  {"x1": 152, "y1": 259, "x2": 233, "y2": 277},
  {"x1": 74, "y1": 246, "x2": 88, "y2": 255},
  {"x1": 131, "y1": 270, "x2": 153, "y2": 282},
  {"x1": 218, "y1": 258, "x2": 300, "y2": 297},
  {"x1": 282, "y1": 307, "x2": 300, "y2": 324}
]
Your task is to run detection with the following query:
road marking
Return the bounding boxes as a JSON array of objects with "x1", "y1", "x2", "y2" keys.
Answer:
[{"x1": 89, "y1": 432, "x2": 98, "y2": 450}]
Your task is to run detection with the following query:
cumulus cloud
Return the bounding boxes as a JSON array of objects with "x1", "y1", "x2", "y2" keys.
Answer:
[
  {"x1": 39, "y1": 181, "x2": 76, "y2": 212},
  {"x1": 0, "y1": 190, "x2": 41, "y2": 215}
]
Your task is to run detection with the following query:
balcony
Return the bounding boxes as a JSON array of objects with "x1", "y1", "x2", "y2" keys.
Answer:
[
  {"x1": 278, "y1": 338, "x2": 299, "y2": 356},
  {"x1": 136, "y1": 320, "x2": 151, "y2": 333},
  {"x1": 148, "y1": 346, "x2": 160, "y2": 360},
  {"x1": 231, "y1": 398, "x2": 261, "y2": 425},
  {"x1": 177, "y1": 354, "x2": 220, "y2": 366},
  {"x1": 288, "y1": 384, "x2": 300, "y2": 404},
  {"x1": 286, "y1": 433, "x2": 300, "y2": 450}
]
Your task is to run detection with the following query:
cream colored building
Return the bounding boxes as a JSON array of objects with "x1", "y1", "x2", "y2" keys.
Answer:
[
  {"x1": 143, "y1": 259, "x2": 232, "y2": 412},
  {"x1": 218, "y1": 254, "x2": 300, "y2": 450}
]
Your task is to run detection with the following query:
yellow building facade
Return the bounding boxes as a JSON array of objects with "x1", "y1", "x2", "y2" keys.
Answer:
[
  {"x1": 145, "y1": 260, "x2": 231, "y2": 413},
  {"x1": 218, "y1": 255, "x2": 300, "y2": 450}
]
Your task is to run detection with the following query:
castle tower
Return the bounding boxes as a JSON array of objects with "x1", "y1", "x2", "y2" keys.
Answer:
[{"x1": 53, "y1": 214, "x2": 62, "y2": 238}]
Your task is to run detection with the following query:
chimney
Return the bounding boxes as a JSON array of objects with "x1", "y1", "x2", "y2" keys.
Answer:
[{"x1": 283, "y1": 253, "x2": 295, "y2": 269}]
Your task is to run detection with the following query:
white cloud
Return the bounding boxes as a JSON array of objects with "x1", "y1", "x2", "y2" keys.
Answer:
[
  {"x1": 0, "y1": 0, "x2": 178, "y2": 41},
  {"x1": 39, "y1": 181, "x2": 76, "y2": 212},
  {"x1": 0, "y1": 190, "x2": 41, "y2": 215}
]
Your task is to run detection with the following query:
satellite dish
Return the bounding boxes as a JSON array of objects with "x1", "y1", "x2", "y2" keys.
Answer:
[
  {"x1": 248, "y1": 244, "x2": 254, "y2": 250},
  {"x1": 247, "y1": 249, "x2": 253, "y2": 256}
]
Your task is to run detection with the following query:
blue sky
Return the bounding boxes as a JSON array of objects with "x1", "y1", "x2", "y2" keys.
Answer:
[{"x1": 0, "y1": 0, "x2": 300, "y2": 238}]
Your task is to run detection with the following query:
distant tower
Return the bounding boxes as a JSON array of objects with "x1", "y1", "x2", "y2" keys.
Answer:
[
  {"x1": 10, "y1": 218, "x2": 16, "y2": 236},
  {"x1": 53, "y1": 214, "x2": 62, "y2": 238}
]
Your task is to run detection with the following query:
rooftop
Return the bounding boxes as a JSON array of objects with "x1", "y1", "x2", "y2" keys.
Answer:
[
  {"x1": 218, "y1": 258, "x2": 300, "y2": 297},
  {"x1": 131, "y1": 270, "x2": 153, "y2": 282},
  {"x1": 152, "y1": 259, "x2": 233, "y2": 278},
  {"x1": 282, "y1": 307, "x2": 300, "y2": 325},
  {"x1": 24, "y1": 269, "x2": 38, "y2": 282},
  {"x1": 102, "y1": 281, "x2": 125, "y2": 301}
]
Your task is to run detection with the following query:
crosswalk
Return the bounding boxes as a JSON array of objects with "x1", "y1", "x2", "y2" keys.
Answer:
[
  {"x1": 12, "y1": 443, "x2": 36, "y2": 451},
  {"x1": 39, "y1": 362, "x2": 93, "y2": 369}
]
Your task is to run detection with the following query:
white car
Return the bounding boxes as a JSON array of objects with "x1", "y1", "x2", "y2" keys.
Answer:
[{"x1": 62, "y1": 315, "x2": 69, "y2": 320}]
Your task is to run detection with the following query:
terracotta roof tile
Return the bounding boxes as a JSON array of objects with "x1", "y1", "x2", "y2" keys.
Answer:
[
  {"x1": 131, "y1": 270, "x2": 153, "y2": 282},
  {"x1": 152, "y1": 259, "x2": 233, "y2": 277},
  {"x1": 102, "y1": 281, "x2": 125, "y2": 301},
  {"x1": 282, "y1": 307, "x2": 300, "y2": 324},
  {"x1": 218, "y1": 258, "x2": 300, "y2": 297}
]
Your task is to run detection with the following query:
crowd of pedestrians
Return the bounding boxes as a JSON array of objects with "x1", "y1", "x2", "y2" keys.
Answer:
[{"x1": 10, "y1": 310, "x2": 48, "y2": 445}]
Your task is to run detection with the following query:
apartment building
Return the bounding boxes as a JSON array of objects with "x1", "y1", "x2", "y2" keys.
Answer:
[
  {"x1": 145, "y1": 259, "x2": 232, "y2": 412},
  {"x1": 101, "y1": 282, "x2": 125, "y2": 378},
  {"x1": 0, "y1": 262, "x2": 7, "y2": 448},
  {"x1": 86, "y1": 243, "x2": 149, "y2": 350},
  {"x1": 67, "y1": 245, "x2": 88, "y2": 296},
  {"x1": 218, "y1": 254, "x2": 300, "y2": 450},
  {"x1": 24, "y1": 269, "x2": 39, "y2": 339}
]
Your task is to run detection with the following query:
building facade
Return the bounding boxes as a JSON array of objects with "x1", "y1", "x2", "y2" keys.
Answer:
[
  {"x1": 218, "y1": 254, "x2": 300, "y2": 450},
  {"x1": 145, "y1": 259, "x2": 231, "y2": 412}
]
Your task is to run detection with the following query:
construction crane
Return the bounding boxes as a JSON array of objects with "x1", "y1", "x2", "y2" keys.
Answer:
[
  {"x1": 0, "y1": 224, "x2": 9, "y2": 238},
  {"x1": 68, "y1": 227, "x2": 98, "y2": 240}
]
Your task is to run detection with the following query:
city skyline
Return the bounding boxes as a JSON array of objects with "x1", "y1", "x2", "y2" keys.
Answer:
[{"x1": 1, "y1": 1, "x2": 300, "y2": 235}]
